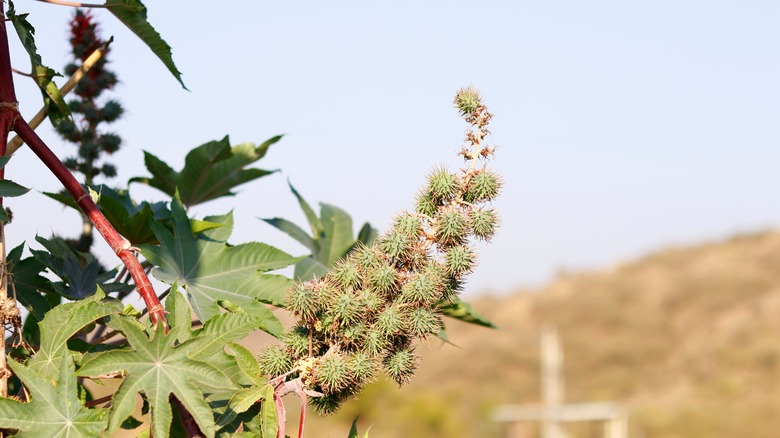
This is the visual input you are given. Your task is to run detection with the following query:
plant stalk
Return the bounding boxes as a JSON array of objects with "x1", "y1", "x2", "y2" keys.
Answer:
[
  {"x1": 13, "y1": 120, "x2": 167, "y2": 327},
  {"x1": 7, "y1": 45, "x2": 106, "y2": 154},
  {"x1": 0, "y1": 1, "x2": 16, "y2": 406}
]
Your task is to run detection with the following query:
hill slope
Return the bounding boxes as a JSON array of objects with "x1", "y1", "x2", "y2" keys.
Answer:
[{"x1": 306, "y1": 231, "x2": 780, "y2": 437}]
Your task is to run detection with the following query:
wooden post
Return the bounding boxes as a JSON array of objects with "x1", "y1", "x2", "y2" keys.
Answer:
[
  {"x1": 493, "y1": 326, "x2": 629, "y2": 437},
  {"x1": 541, "y1": 326, "x2": 566, "y2": 438}
]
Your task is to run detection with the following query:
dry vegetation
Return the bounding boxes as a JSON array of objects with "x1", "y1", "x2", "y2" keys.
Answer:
[{"x1": 300, "y1": 230, "x2": 780, "y2": 437}]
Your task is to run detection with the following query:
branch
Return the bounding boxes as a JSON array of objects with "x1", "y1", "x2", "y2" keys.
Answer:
[
  {"x1": 7, "y1": 45, "x2": 106, "y2": 154},
  {"x1": 13, "y1": 120, "x2": 167, "y2": 328},
  {"x1": 0, "y1": 0, "x2": 16, "y2": 403},
  {"x1": 34, "y1": 0, "x2": 107, "y2": 7}
]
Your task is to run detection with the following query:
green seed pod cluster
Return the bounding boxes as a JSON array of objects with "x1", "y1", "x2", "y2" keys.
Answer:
[
  {"x1": 454, "y1": 85, "x2": 482, "y2": 117},
  {"x1": 436, "y1": 207, "x2": 470, "y2": 246},
  {"x1": 258, "y1": 345, "x2": 292, "y2": 377},
  {"x1": 470, "y1": 208, "x2": 498, "y2": 241},
  {"x1": 284, "y1": 326, "x2": 311, "y2": 359},
  {"x1": 315, "y1": 354, "x2": 350, "y2": 393},
  {"x1": 259, "y1": 88, "x2": 501, "y2": 414},
  {"x1": 445, "y1": 245, "x2": 476, "y2": 277},
  {"x1": 463, "y1": 169, "x2": 502, "y2": 204},
  {"x1": 384, "y1": 348, "x2": 418, "y2": 385},
  {"x1": 427, "y1": 168, "x2": 459, "y2": 202},
  {"x1": 286, "y1": 281, "x2": 321, "y2": 323}
]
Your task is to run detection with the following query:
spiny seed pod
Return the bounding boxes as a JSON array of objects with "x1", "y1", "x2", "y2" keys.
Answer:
[
  {"x1": 379, "y1": 231, "x2": 411, "y2": 262},
  {"x1": 399, "y1": 272, "x2": 441, "y2": 306},
  {"x1": 331, "y1": 292, "x2": 361, "y2": 326},
  {"x1": 427, "y1": 167, "x2": 459, "y2": 201},
  {"x1": 258, "y1": 345, "x2": 292, "y2": 377},
  {"x1": 454, "y1": 85, "x2": 482, "y2": 117},
  {"x1": 347, "y1": 352, "x2": 376, "y2": 385},
  {"x1": 436, "y1": 208, "x2": 469, "y2": 246},
  {"x1": 316, "y1": 354, "x2": 350, "y2": 393},
  {"x1": 415, "y1": 191, "x2": 439, "y2": 217},
  {"x1": 384, "y1": 349, "x2": 418, "y2": 385},
  {"x1": 358, "y1": 288, "x2": 385, "y2": 313},
  {"x1": 404, "y1": 243, "x2": 431, "y2": 271},
  {"x1": 388, "y1": 334, "x2": 412, "y2": 351},
  {"x1": 363, "y1": 328, "x2": 388, "y2": 356},
  {"x1": 376, "y1": 306, "x2": 405, "y2": 337},
  {"x1": 367, "y1": 263, "x2": 398, "y2": 295},
  {"x1": 463, "y1": 169, "x2": 501, "y2": 203},
  {"x1": 287, "y1": 282, "x2": 320, "y2": 322},
  {"x1": 440, "y1": 276, "x2": 463, "y2": 302},
  {"x1": 284, "y1": 326, "x2": 311, "y2": 359},
  {"x1": 406, "y1": 307, "x2": 442, "y2": 337},
  {"x1": 470, "y1": 208, "x2": 498, "y2": 240},
  {"x1": 309, "y1": 393, "x2": 343, "y2": 415},
  {"x1": 317, "y1": 282, "x2": 339, "y2": 301},
  {"x1": 351, "y1": 245, "x2": 382, "y2": 270},
  {"x1": 423, "y1": 261, "x2": 447, "y2": 284},
  {"x1": 342, "y1": 323, "x2": 367, "y2": 348},
  {"x1": 393, "y1": 213, "x2": 424, "y2": 240},
  {"x1": 332, "y1": 261, "x2": 362, "y2": 290},
  {"x1": 445, "y1": 245, "x2": 476, "y2": 277}
]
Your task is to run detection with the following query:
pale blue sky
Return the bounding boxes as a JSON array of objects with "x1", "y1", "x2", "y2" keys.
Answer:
[{"x1": 5, "y1": 1, "x2": 780, "y2": 297}]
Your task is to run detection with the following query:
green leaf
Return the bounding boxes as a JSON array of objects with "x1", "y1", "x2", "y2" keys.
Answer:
[
  {"x1": 289, "y1": 182, "x2": 323, "y2": 238},
  {"x1": 28, "y1": 288, "x2": 123, "y2": 380},
  {"x1": 267, "y1": 184, "x2": 378, "y2": 279},
  {"x1": 193, "y1": 311, "x2": 283, "y2": 356},
  {"x1": 93, "y1": 185, "x2": 171, "y2": 245},
  {"x1": 131, "y1": 135, "x2": 282, "y2": 208},
  {"x1": 78, "y1": 316, "x2": 234, "y2": 438},
  {"x1": 140, "y1": 195, "x2": 297, "y2": 323},
  {"x1": 0, "y1": 353, "x2": 109, "y2": 437},
  {"x1": 105, "y1": 0, "x2": 186, "y2": 89},
  {"x1": 216, "y1": 382, "x2": 273, "y2": 429},
  {"x1": 31, "y1": 236, "x2": 129, "y2": 300},
  {"x1": 348, "y1": 417, "x2": 360, "y2": 438},
  {"x1": 261, "y1": 217, "x2": 316, "y2": 252},
  {"x1": 439, "y1": 296, "x2": 496, "y2": 329},
  {"x1": 41, "y1": 185, "x2": 225, "y2": 245},
  {"x1": 357, "y1": 222, "x2": 378, "y2": 246},
  {"x1": 164, "y1": 283, "x2": 192, "y2": 344},
  {"x1": 0, "y1": 156, "x2": 12, "y2": 168},
  {"x1": 293, "y1": 256, "x2": 329, "y2": 281},
  {"x1": 0, "y1": 179, "x2": 30, "y2": 197},
  {"x1": 318, "y1": 203, "x2": 356, "y2": 266},
  {"x1": 7, "y1": 243, "x2": 55, "y2": 320},
  {"x1": 260, "y1": 385, "x2": 278, "y2": 438},
  {"x1": 6, "y1": 1, "x2": 69, "y2": 124},
  {"x1": 226, "y1": 342, "x2": 263, "y2": 385}
]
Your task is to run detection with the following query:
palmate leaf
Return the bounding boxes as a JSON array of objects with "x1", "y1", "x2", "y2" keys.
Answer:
[
  {"x1": 43, "y1": 185, "x2": 221, "y2": 245},
  {"x1": 140, "y1": 195, "x2": 297, "y2": 327},
  {"x1": 6, "y1": 1, "x2": 69, "y2": 125},
  {"x1": 78, "y1": 315, "x2": 234, "y2": 438},
  {"x1": 30, "y1": 236, "x2": 130, "y2": 300},
  {"x1": 105, "y1": 0, "x2": 186, "y2": 89},
  {"x1": 438, "y1": 296, "x2": 496, "y2": 329},
  {"x1": 28, "y1": 288, "x2": 124, "y2": 380},
  {"x1": 262, "y1": 183, "x2": 378, "y2": 281},
  {"x1": 208, "y1": 341, "x2": 277, "y2": 436},
  {"x1": 0, "y1": 353, "x2": 108, "y2": 437},
  {"x1": 0, "y1": 179, "x2": 30, "y2": 198},
  {"x1": 7, "y1": 243, "x2": 56, "y2": 320},
  {"x1": 131, "y1": 135, "x2": 282, "y2": 208}
]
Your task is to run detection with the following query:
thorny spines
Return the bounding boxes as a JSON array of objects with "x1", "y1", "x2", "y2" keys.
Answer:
[{"x1": 264, "y1": 88, "x2": 501, "y2": 414}]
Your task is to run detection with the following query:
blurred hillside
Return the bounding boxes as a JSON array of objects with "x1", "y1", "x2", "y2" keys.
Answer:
[{"x1": 303, "y1": 230, "x2": 780, "y2": 437}]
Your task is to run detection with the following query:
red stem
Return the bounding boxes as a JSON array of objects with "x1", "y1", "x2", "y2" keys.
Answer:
[{"x1": 13, "y1": 120, "x2": 167, "y2": 326}]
